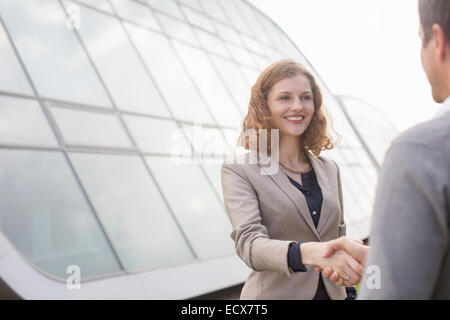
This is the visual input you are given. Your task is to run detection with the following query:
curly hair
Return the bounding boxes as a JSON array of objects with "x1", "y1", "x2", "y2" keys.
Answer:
[{"x1": 238, "y1": 59, "x2": 335, "y2": 157}]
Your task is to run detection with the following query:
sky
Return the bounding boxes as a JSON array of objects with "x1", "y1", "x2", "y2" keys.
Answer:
[{"x1": 249, "y1": 0, "x2": 441, "y2": 132}]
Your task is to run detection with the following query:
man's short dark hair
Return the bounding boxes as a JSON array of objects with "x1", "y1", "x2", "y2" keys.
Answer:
[{"x1": 419, "y1": 0, "x2": 450, "y2": 45}]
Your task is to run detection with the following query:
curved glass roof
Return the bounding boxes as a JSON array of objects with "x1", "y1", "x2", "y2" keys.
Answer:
[
  {"x1": 0, "y1": 0, "x2": 378, "y2": 287},
  {"x1": 336, "y1": 95, "x2": 399, "y2": 166}
]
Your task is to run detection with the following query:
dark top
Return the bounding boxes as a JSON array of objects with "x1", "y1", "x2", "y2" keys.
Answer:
[{"x1": 284, "y1": 168, "x2": 357, "y2": 300}]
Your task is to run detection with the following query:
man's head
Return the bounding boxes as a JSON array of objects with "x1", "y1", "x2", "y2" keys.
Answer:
[{"x1": 419, "y1": 0, "x2": 450, "y2": 103}]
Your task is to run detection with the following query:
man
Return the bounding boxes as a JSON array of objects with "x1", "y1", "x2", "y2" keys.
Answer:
[{"x1": 321, "y1": 0, "x2": 450, "y2": 299}]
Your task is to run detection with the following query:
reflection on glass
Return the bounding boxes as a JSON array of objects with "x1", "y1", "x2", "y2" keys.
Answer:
[
  {"x1": 51, "y1": 107, "x2": 132, "y2": 148},
  {"x1": 124, "y1": 115, "x2": 191, "y2": 155},
  {"x1": 0, "y1": 149, "x2": 121, "y2": 278},
  {"x1": 73, "y1": 4, "x2": 171, "y2": 117},
  {"x1": 0, "y1": 96, "x2": 57, "y2": 146},
  {"x1": 125, "y1": 22, "x2": 214, "y2": 124},
  {"x1": 173, "y1": 41, "x2": 242, "y2": 127},
  {"x1": 70, "y1": 153, "x2": 195, "y2": 271},
  {"x1": 0, "y1": 0, "x2": 111, "y2": 107},
  {"x1": 0, "y1": 22, "x2": 33, "y2": 95},
  {"x1": 146, "y1": 156, "x2": 234, "y2": 259}
]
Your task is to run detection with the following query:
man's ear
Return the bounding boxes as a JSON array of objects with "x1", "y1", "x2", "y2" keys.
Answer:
[{"x1": 431, "y1": 23, "x2": 448, "y2": 62}]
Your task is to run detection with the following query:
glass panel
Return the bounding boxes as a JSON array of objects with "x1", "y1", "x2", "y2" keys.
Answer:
[
  {"x1": 123, "y1": 115, "x2": 191, "y2": 155},
  {"x1": 0, "y1": 22, "x2": 33, "y2": 95},
  {"x1": 213, "y1": 21, "x2": 242, "y2": 46},
  {"x1": 198, "y1": 0, "x2": 228, "y2": 23},
  {"x1": 338, "y1": 96, "x2": 398, "y2": 165},
  {"x1": 0, "y1": 96, "x2": 57, "y2": 146},
  {"x1": 251, "y1": 53, "x2": 270, "y2": 71},
  {"x1": 219, "y1": 0, "x2": 253, "y2": 36},
  {"x1": 73, "y1": 3, "x2": 171, "y2": 117},
  {"x1": 210, "y1": 55, "x2": 250, "y2": 114},
  {"x1": 51, "y1": 107, "x2": 133, "y2": 148},
  {"x1": 178, "y1": 0, "x2": 202, "y2": 12},
  {"x1": 146, "y1": 156, "x2": 234, "y2": 259},
  {"x1": 0, "y1": 0, "x2": 112, "y2": 107},
  {"x1": 125, "y1": 22, "x2": 214, "y2": 125},
  {"x1": 241, "y1": 34, "x2": 264, "y2": 54},
  {"x1": 227, "y1": 43, "x2": 258, "y2": 68},
  {"x1": 146, "y1": 0, "x2": 184, "y2": 19},
  {"x1": 201, "y1": 159, "x2": 224, "y2": 203},
  {"x1": 75, "y1": 0, "x2": 113, "y2": 13},
  {"x1": 173, "y1": 40, "x2": 243, "y2": 127},
  {"x1": 182, "y1": 124, "x2": 231, "y2": 157},
  {"x1": 239, "y1": 66, "x2": 260, "y2": 86},
  {"x1": 253, "y1": 11, "x2": 285, "y2": 51},
  {"x1": 110, "y1": 0, "x2": 161, "y2": 31},
  {"x1": 182, "y1": 5, "x2": 213, "y2": 30},
  {"x1": 0, "y1": 149, "x2": 121, "y2": 279},
  {"x1": 195, "y1": 29, "x2": 230, "y2": 58},
  {"x1": 234, "y1": 0, "x2": 272, "y2": 45},
  {"x1": 70, "y1": 153, "x2": 194, "y2": 271},
  {"x1": 156, "y1": 12, "x2": 198, "y2": 46}
]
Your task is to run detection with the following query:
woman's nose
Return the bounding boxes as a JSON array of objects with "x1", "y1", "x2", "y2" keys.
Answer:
[{"x1": 290, "y1": 97, "x2": 304, "y2": 110}]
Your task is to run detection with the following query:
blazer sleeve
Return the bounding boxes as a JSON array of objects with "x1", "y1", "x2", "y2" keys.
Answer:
[
  {"x1": 334, "y1": 160, "x2": 346, "y2": 237},
  {"x1": 221, "y1": 162, "x2": 296, "y2": 277}
]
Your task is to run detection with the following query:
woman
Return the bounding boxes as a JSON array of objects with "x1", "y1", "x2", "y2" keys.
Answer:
[{"x1": 221, "y1": 60, "x2": 364, "y2": 300}]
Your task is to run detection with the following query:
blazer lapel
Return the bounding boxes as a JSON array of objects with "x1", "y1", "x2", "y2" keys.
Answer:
[{"x1": 256, "y1": 153, "x2": 321, "y2": 240}]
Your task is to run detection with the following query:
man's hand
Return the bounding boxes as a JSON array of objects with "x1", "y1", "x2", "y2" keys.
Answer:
[
  {"x1": 300, "y1": 241, "x2": 365, "y2": 286},
  {"x1": 314, "y1": 237, "x2": 370, "y2": 285}
]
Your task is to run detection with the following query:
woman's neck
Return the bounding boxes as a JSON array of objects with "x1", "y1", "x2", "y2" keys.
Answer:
[{"x1": 278, "y1": 135, "x2": 308, "y2": 165}]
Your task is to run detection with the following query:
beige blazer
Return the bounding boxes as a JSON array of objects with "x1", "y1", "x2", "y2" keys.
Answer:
[{"x1": 221, "y1": 151, "x2": 347, "y2": 300}]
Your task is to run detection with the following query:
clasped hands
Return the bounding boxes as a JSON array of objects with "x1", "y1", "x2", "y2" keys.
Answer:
[{"x1": 300, "y1": 236, "x2": 370, "y2": 286}]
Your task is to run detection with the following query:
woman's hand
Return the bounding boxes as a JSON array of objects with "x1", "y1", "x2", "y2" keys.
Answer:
[
  {"x1": 300, "y1": 241, "x2": 365, "y2": 286},
  {"x1": 313, "y1": 237, "x2": 371, "y2": 286}
]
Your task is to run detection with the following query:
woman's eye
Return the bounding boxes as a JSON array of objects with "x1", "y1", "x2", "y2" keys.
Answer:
[
  {"x1": 280, "y1": 96, "x2": 290, "y2": 100},
  {"x1": 302, "y1": 96, "x2": 312, "y2": 101}
]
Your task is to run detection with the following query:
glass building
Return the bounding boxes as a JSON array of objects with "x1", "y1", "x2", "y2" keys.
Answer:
[{"x1": 0, "y1": 0, "x2": 391, "y2": 299}]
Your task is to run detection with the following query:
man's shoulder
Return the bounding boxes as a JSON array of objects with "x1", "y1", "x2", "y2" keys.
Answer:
[{"x1": 391, "y1": 113, "x2": 450, "y2": 152}]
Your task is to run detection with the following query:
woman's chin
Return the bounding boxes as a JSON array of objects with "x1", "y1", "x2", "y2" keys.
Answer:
[{"x1": 281, "y1": 129, "x2": 306, "y2": 138}]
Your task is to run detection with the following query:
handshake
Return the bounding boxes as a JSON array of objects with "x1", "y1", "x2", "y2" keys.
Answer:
[{"x1": 300, "y1": 236, "x2": 370, "y2": 287}]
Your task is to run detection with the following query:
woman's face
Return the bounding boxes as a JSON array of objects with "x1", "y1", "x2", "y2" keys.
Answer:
[{"x1": 267, "y1": 74, "x2": 315, "y2": 138}]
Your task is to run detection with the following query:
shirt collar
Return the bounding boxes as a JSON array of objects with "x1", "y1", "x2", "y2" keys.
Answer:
[{"x1": 434, "y1": 96, "x2": 450, "y2": 119}]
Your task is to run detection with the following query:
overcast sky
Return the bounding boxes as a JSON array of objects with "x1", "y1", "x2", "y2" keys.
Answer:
[{"x1": 249, "y1": 0, "x2": 440, "y2": 132}]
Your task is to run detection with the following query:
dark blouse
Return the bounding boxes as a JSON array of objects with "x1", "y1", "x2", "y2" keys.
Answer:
[{"x1": 284, "y1": 168, "x2": 357, "y2": 300}]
